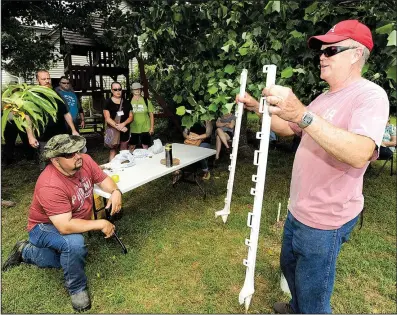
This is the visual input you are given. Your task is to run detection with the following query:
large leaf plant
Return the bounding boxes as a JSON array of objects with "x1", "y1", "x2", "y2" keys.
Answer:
[{"x1": 1, "y1": 84, "x2": 62, "y2": 139}]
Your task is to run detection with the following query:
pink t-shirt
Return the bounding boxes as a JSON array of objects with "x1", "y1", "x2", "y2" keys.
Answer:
[
  {"x1": 27, "y1": 154, "x2": 107, "y2": 231},
  {"x1": 288, "y1": 79, "x2": 389, "y2": 230}
]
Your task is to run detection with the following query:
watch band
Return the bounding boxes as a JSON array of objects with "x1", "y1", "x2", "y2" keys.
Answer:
[{"x1": 111, "y1": 188, "x2": 122, "y2": 195}]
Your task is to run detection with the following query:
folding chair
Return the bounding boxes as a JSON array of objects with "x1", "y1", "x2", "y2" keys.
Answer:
[{"x1": 375, "y1": 146, "x2": 396, "y2": 177}]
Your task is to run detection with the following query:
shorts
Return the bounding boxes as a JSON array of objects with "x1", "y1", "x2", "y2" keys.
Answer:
[
  {"x1": 129, "y1": 132, "x2": 151, "y2": 146},
  {"x1": 120, "y1": 130, "x2": 130, "y2": 143}
]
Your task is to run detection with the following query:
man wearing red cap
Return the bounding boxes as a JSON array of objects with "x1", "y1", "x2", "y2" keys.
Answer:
[{"x1": 239, "y1": 20, "x2": 389, "y2": 313}]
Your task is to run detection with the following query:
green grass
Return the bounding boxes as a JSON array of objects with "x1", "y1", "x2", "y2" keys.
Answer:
[{"x1": 1, "y1": 141, "x2": 396, "y2": 313}]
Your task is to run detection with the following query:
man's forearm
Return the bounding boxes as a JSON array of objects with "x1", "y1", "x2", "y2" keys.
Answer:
[
  {"x1": 304, "y1": 113, "x2": 375, "y2": 168},
  {"x1": 24, "y1": 116, "x2": 36, "y2": 138},
  {"x1": 271, "y1": 115, "x2": 295, "y2": 137},
  {"x1": 64, "y1": 113, "x2": 77, "y2": 133},
  {"x1": 60, "y1": 218, "x2": 106, "y2": 234},
  {"x1": 97, "y1": 176, "x2": 118, "y2": 194}
]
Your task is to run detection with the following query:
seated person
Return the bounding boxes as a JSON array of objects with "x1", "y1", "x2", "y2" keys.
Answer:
[
  {"x1": 215, "y1": 112, "x2": 236, "y2": 162},
  {"x1": 2, "y1": 134, "x2": 122, "y2": 312},
  {"x1": 379, "y1": 117, "x2": 396, "y2": 159},
  {"x1": 183, "y1": 120, "x2": 213, "y2": 180}
]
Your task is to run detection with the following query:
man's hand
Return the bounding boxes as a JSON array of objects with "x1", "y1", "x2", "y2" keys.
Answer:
[
  {"x1": 72, "y1": 130, "x2": 80, "y2": 136},
  {"x1": 236, "y1": 92, "x2": 260, "y2": 114},
  {"x1": 149, "y1": 127, "x2": 154, "y2": 135},
  {"x1": 101, "y1": 220, "x2": 115, "y2": 238},
  {"x1": 106, "y1": 189, "x2": 122, "y2": 216},
  {"x1": 80, "y1": 120, "x2": 85, "y2": 129},
  {"x1": 28, "y1": 136, "x2": 39, "y2": 148},
  {"x1": 262, "y1": 85, "x2": 306, "y2": 123}
]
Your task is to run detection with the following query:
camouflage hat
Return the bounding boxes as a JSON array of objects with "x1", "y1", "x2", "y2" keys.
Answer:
[{"x1": 42, "y1": 134, "x2": 86, "y2": 160}]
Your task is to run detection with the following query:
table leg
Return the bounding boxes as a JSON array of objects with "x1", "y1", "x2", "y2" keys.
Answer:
[{"x1": 172, "y1": 169, "x2": 206, "y2": 199}]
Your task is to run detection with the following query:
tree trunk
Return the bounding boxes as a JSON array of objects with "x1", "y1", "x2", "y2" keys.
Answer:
[{"x1": 238, "y1": 111, "x2": 254, "y2": 159}]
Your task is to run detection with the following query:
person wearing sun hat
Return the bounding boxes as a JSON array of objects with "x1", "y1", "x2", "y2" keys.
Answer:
[
  {"x1": 2, "y1": 134, "x2": 123, "y2": 312},
  {"x1": 129, "y1": 82, "x2": 155, "y2": 151},
  {"x1": 238, "y1": 20, "x2": 389, "y2": 313}
]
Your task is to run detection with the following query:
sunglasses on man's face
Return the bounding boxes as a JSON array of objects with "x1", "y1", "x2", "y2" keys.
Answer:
[
  {"x1": 58, "y1": 151, "x2": 82, "y2": 159},
  {"x1": 112, "y1": 88, "x2": 122, "y2": 92},
  {"x1": 315, "y1": 46, "x2": 357, "y2": 58}
]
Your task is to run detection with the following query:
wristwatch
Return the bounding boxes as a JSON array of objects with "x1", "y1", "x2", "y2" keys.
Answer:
[
  {"x1": 298, "y1": 111, "x2": 314, "y2": 129},
  {"x1": 111, "y1": 188, "x2": 122, "y2": 195}
]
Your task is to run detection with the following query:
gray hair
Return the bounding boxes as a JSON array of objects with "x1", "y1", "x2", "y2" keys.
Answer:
[{"x1": 350, "y1": 39, "x2": 370, "y2": 69}]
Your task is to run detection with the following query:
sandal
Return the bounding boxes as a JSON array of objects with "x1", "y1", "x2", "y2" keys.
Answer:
[
  {"x1": 202, "y1": 171, "x2": 211, "y2": 180},
  {"x1": 172, "y1": 170, "x2": 182, "y2": 185}
]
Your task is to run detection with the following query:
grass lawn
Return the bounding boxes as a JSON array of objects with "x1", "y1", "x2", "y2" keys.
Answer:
[{"x1": 1, "y1": 136, "x2": 396, "y2": 313}]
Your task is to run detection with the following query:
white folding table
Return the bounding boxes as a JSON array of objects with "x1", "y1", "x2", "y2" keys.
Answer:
[
  {"x1": 93, "y1": 143, "x2": 216, "y2": 198},
  {"x1": 92, "y1": 143, "x2": 215, "y2": 254}
]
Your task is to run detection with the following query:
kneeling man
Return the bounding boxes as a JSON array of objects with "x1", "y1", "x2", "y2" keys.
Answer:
[{"x1": 2, "y1": 134, "x2": 123, "y2": 312}]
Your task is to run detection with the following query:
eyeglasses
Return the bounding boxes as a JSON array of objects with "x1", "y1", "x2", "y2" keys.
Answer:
[
  {"x1": 112, "y1": 88, "x2": 122, "y2": 92},
  {"x1": 58, "y1": 151, "x2": 82, "y2": 159},
  {"x1": 60, "y1": 81, "x2": 70, "y2": 85},
  {"x1": 315, "y1": 46, "x2": 358, "y2": 58}
]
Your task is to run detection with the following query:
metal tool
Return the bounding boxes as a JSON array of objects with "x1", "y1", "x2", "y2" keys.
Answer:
[{"x1": 104, "y1": 205, "x2": 128, "y2": 254}]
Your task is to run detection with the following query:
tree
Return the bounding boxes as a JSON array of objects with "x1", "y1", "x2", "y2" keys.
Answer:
[
  {"x1": 109, "y1": 0, "x2": 396, "y2": 126},
  {"x1": 1, "y1": 0, "x2": 120, "y2": 80}
]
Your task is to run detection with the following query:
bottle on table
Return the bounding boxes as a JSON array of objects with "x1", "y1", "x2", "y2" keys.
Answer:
[{"x1": 165, "y1": 143, "x2": 173, "y2": 167}]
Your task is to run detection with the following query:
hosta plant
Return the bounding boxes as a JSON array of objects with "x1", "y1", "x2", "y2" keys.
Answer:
[{"x1": 1, "y1": 84, "x2": 62, "y2": 139}]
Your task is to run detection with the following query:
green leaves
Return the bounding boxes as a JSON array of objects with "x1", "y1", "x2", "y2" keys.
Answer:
[
  {"x1": 133, "y1": 0, "x2": 395, "y2": 128},
  {"x1": 176, "y1": 106, "x2": 186, "y2": 116},
  {"x1": 208, "y1": 86, "x2": 218, "y2": 95},
  {"x1": 387, "y1": 30, "x2": 396, "y2": 46},
  {"x1": 386, "y1": 66, "x2": 396, "y2": 82},
  {"x1": 1, "y1": 84, "x2": 59, "y2": 139},
  {"x1": 224, "y1": 65, "x2": 236, "y2": 75},
  {"x1": 173, "y1": 12, "x2": 182, "y2": 22},
  {"x1": 238, "y1": 47, "x2": 248, "y2": 56},
  {"x1": 281, "y1": 67, "x2": 293, "y2": 79},
  {"x1": 376, "y1": 23, "x2": 395, "y2": 35},
  {"x1": 290, "y1": 30, "x2": 304, "y2": 38},
  {"x1": 181, "y1": 115, "x2": 194, "y2": 129},
  {"x1": 173, "y1": 95, "x2": 183, "y2": 104}
]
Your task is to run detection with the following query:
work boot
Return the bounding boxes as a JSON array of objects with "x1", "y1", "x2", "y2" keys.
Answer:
[
  {"x1": 2, "y1": 240, "x2": 28, "y2": 271},
  {"x1": 273, "y1": 302, "x2": 295, "y2": 314},
  {"x1": 71, "y1": 290, "x2": 91, "y2": 312}
]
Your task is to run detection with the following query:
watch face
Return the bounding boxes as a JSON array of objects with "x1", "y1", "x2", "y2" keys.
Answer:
[
  {"x1": 299, "y1": 111, "x2": 313, "y2": 128},
  {"x1": 303, "y1": 113, "x2": 313, "y2": 124}
]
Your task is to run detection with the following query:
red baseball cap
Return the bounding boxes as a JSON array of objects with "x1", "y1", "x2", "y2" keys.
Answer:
[{"x1": 308, "y1": 20, "x2": 373, "y2": 51}]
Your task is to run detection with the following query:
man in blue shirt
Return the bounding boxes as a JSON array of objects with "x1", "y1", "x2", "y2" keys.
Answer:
[{"x1": 55, "y1": 76, "x2": 85, "y2": 131}]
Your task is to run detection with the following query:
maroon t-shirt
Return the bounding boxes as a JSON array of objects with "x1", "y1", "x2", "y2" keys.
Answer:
[{"x1": 27, "y1": 154, "x2": 107, "y2": 231}]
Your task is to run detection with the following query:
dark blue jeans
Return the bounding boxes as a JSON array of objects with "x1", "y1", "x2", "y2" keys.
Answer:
[
  {"x1": 199, "y1": 142, "x2": 211, "y2": 171},
  {"x1": 22, "y1": 223, "x2": 88, "y2": 295},
  {"x1": 280, "y1": 212, "x2": 359, "y2": 314}
]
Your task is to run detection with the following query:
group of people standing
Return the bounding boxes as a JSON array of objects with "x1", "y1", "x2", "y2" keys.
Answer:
[
  {"x1": 103, "y1": 81, "x2": 154, "y2": 161},
  {"x1": 3, "y1": 74, "x2": 156, "y2": 166}
]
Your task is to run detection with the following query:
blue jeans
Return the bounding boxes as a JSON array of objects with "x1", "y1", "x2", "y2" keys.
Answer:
[
  {"x1": 280, "y1": 212, "x2": 359, "y2": 314},
  {"x1": 22, "y1": 223, "x2": 88, "y2": 295},
  {"x1": 199, "y1": 142, "x2": 211, "y2": 171}
]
